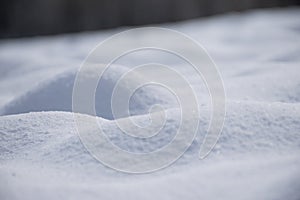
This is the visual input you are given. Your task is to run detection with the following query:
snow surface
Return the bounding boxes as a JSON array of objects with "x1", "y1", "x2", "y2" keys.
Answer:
[{"x1": 1, "y1": 7, "x2": 300, "y2": 200}]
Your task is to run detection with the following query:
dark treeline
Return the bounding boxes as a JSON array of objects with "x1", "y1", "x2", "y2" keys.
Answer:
[{"x1": 0, "y1": 0, "x2": 299, "y2": 38}]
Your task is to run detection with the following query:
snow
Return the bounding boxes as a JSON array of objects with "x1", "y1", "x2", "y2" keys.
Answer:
[{"x1": 1, "y1": 7, "x2": 300, "y2": 200}]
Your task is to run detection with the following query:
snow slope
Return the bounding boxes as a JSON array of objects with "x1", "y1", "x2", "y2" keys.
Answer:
[{"x1": 0, "y1": 7, "x2": 300, "y2": 200}]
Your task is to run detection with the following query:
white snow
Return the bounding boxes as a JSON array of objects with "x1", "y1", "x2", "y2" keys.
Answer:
[{"x1": 0, "y1": 7, "x2": 300, "y2": 200}]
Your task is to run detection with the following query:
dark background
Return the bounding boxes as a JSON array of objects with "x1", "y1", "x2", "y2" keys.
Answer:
[{"x1": 1, "y1": 0, "x2": 299, "y2": 38}]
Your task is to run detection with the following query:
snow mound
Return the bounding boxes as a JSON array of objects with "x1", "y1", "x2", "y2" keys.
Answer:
[
  {"x1": 0, "y1": 64, "x2": 176, "y2": 119},
  {"x1": 1, "y1": 101, "x2": 300, "y2": 164},
  {"x1": 0, "y1": 101, "x2": 300, "y2": 199}
]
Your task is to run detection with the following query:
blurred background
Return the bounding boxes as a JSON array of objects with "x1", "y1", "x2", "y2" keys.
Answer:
[{"x1": 1, "y1": 0, "x2": 299, "y2": 38}]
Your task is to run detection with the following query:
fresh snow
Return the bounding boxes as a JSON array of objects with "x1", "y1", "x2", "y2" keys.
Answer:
[{"x1": 0, "y1": 7, "x2": 300, "y2": 200}]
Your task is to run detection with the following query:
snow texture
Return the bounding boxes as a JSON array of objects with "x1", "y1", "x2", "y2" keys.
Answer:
[{"x1": 0, "y1": 7, "x2": 300, "y2": 200}]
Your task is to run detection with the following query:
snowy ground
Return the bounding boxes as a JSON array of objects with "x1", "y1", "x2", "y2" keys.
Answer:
[{"x1": 1, "y1": 7, "x2": 300, "y2": 200}]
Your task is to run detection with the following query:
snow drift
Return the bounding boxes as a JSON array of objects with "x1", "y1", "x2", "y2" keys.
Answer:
[{"x1": 0, "y1": 7, "x2": 300, "y2": 200}]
